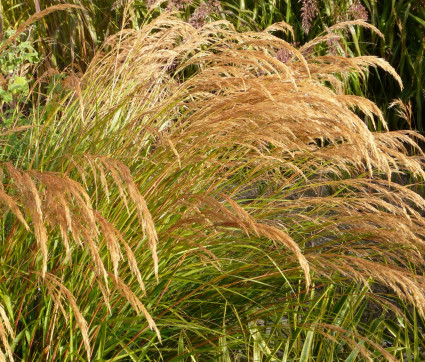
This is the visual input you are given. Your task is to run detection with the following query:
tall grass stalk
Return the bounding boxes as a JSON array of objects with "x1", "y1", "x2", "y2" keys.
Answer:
[
  {"x1": 1, "y1": 13, "x2": 425, "y2": 360},
  {"x1": 223, "y1": 0, "x2": 425, "y2": 130}
]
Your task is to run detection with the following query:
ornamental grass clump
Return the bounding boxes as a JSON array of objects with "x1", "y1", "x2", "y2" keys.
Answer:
[{"x1": 1, "y1": 12, "x2": 425, "y2": 360}]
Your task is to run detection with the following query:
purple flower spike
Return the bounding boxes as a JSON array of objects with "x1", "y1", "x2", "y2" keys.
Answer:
[{"x1": 299, "y1": 0, "x2": 319, "y2": 34}]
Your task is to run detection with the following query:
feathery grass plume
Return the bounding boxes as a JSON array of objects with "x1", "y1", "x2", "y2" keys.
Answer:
[
  {"x1": 112, "y1": 274, "x2": 161, "y2": 342},
  {"x1": 300, "y1": 19, "x2": 384, "y2": 59},
  {"x1": 2, "y1": 163, "x2": 49, "y2": 276},
  {"x1": 69, "y1": 155, "x2": 159, "y2": 281},
  {"x1": 2, "y1": 12, "x2": 425, "y2": 360},
  {"x1": 43, "y1": 273, "x2": 91, "y2": 360},
  {"x1": 0, "y1": 189, "x2": 29, "y2": 231},
  {"x1": 191, "y1": 194, "x2": 311, "y2": 288},
  {"x1": 312, "y1": 323, "x2": 397, "y2": 362},
  {"x1": 0, "y1": 304, "x2": 13, "y2": 362},
  {"x1": 95, "y1": 210, "x2": 145, "y2": 292}
]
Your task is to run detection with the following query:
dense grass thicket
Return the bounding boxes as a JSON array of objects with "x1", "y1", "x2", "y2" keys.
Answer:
[
  {"x1": 0, "y1": 3, "x2": 425, "y2": 361},
  {"x1": 1, "y1": 1, "x2": 424, "y2": 130}
]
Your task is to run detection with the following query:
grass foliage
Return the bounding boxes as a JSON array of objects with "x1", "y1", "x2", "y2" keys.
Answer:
[
  {"x1": 226, "y1": 0, "x2": 425, "y2": 130},
  {"x1": 1, "y1": 12, "x2": 425, "y2": 361},
  {"x1": 2, "y1": 1, "x2": 424, "y2": 129}
]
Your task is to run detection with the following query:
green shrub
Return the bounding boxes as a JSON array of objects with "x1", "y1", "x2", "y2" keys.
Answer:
[{"x1": 0, "y1": 28, "x2": 38, "y2": 125}]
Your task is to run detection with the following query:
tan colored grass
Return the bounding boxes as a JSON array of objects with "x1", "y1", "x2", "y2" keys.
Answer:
[
  {"x1": 70, "y1": 155, "x2": 159, "y2": 281},
  {"x1": 0, "y1": 304, "x2": 14, "y2": 362},
  {"x1": 299, "y1": 20, "x2": 384, "y2": 57},
  {"x1": 3, "y1": 13, "x2": 425, "y2": 358},
  {"x1": 3, "y1": 163, "x2": 49, "y2": 276},
  {"x1": 0, "y1": 158, "x2": 156, "y2": 286},
  {"x1": 92, "y1": 14, "x2": 425, "y2": 313},
  {"x1": 193, "y1": 195, "x2": 311, "y2": 288},
  {"x1": 43, "y1": 273, "x2": 91, "y2": 360},
  {"x1": 112, "y1": 275, "x2": 161, "y2": 342},
  {"x1": 313, "y1": 323, "x2": 397, "y2": 362},
  {"x1": 95, "y1": 211, "x2": 145, "y2": 292}
]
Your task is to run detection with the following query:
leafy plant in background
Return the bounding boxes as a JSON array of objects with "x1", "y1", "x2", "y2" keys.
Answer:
[
  {"x1": 1, "y1": 11, "x2": 425, "y2": 360},
  {"x1": 0, "y1": 26, "x2": 40, "y2": 165},
  {"x1": 0, "y1": 28, "x2": 38, "y2": 123}
]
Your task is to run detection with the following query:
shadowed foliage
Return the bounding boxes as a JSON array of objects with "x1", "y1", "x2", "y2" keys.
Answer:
[{"x1": 1, "y1": 13, "x2": 425, "y2": 360}]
